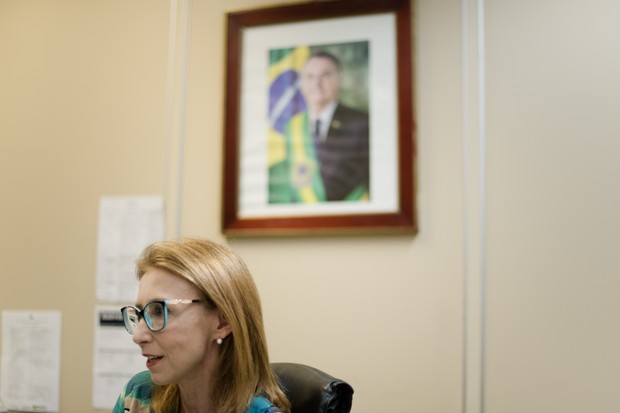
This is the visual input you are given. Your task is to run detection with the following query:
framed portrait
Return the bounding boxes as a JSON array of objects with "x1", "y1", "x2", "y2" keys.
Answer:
[{"x1": 222, "y1": 0, "x2": 415, "y2": 236}]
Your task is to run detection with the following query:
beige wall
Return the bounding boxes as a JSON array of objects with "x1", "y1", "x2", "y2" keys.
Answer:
[
  {"x1": 485, "y1": 1, "x2": 620, "y2": 412},
  {"x1": 1, "y1": 0, "x2": 618, "y2": 412}
]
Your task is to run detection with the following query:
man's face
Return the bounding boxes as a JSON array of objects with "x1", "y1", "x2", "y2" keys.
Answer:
[{"x1": 299, "y1": 56, "x2": 342, "y2": 112}]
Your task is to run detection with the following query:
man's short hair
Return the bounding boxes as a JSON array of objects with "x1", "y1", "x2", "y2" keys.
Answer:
[{"x1": 307, "y1": 50, "x2": 341, "y2": 72}]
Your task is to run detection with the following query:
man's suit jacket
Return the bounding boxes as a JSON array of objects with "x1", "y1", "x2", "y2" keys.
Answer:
[{"x1": 314, "y1": 103, "x2": 370, "y2": 201}]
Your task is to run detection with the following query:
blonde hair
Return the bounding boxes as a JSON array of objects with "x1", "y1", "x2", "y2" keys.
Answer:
[{"x1": 136, "y1": 237, "x2": 290, "y2": 413}]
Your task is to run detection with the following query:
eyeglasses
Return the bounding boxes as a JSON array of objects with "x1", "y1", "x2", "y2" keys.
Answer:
[{"x1": 120, "y1": 299, "x2": 202, "y2": 334}]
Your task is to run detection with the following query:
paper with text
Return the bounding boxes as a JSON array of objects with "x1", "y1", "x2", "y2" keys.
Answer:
[
  {"x1": 96, "y1": 195, "x2": 164, "y2": 302},
  {"x1": 92, "y1": 305, "x2": 144, "y2": 409},
  {"x1": 1, "y1": 311, "x2": 61, "y2": 412}
]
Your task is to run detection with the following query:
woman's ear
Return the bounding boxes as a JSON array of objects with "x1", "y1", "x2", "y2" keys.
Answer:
[{"x1": 216, "y1": 312, "x2": 232, "y2": 338}]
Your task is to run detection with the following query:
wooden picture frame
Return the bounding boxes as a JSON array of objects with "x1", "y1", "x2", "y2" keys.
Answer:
[{"x1": 222, "y1": 0, "x2": 415, "y2": 236}]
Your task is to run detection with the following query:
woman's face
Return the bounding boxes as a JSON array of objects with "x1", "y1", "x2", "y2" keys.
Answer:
[{"x1": 131, "y1": 268, "x2": 225, "y2": 386}]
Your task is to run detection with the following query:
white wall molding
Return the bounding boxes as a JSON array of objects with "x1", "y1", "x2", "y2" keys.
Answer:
[
  {"x1": 164, "y1": 0, "x2": 192, "y2": 238},
  {"x1": 461, "y1": 0, "x2": 486, "y2": 412}
]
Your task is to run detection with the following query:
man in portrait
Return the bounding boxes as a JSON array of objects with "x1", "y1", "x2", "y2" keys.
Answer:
[{"x1": 268, "y1": 44, "x2": 370, "y2": 204}]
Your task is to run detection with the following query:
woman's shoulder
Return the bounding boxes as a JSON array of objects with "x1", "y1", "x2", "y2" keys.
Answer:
[
  {"x1": 111, "y1": 371, "x2": 153, "y2": 413},
  {"x1": 247, "y1": 396, "x2": 282, "y2": 413},
  {"x1": 123, "y1": 370, "x2": 153, "y2": 398}
]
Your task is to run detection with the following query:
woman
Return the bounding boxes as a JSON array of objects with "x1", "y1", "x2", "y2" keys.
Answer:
[{"x1": 112, "y1": 238, "x2": 290, "y2": 413}]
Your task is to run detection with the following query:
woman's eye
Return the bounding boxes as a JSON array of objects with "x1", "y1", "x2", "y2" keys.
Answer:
[{"x1": 147, "y1": 303, "x2": 165, "y2": 318}]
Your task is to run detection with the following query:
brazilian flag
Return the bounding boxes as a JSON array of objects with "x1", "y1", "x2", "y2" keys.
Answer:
[{"x1": 267, "y1": 46, "x2": 326, "y2": 204}]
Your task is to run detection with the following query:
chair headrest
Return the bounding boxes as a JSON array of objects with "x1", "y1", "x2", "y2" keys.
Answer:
[{"x1": 271, "y1": 362, "x2": 354, "y2": 413}]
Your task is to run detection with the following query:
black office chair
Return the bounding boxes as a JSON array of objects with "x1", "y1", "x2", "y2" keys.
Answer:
[{"x1": 271, "y1": 362, "x2": 354, "y2": 413}]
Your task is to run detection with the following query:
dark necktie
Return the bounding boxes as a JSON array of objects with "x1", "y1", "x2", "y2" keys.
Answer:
[{"x1": 313, "y1": 119, "x2": 321, "y2": 140}]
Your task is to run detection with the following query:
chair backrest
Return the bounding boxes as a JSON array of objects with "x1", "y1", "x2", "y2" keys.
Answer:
[{"x1": 271, "y1": 362, "x2": 354, "y2": 413}]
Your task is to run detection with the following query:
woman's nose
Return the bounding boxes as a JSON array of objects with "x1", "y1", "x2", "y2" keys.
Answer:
[{"x1": 131, "y1": 318, "x2": 152, "y2": 344}]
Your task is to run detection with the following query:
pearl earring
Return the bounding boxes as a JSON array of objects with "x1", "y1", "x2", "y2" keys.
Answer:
[{"x1": 216, "y1": 338, "x2": 223, "y2": 345}]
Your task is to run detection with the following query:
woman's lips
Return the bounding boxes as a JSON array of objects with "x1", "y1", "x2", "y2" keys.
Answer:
[{"x1": 144, "y1": 354, "x2": 163, "y2": 368}]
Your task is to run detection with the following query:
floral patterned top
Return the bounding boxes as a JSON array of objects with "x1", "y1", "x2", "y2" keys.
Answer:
[{"x1": 112, "y1": 371, "x2": 281, "y2": 413}]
